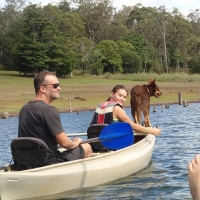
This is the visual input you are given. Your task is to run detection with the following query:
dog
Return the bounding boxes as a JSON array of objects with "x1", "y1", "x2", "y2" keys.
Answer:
[{"x1": 130, "y1": 77, "x2": 162, "y2": 127}]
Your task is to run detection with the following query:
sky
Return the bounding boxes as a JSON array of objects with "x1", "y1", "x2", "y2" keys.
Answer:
[{"x1": 0, "y1": 0, "x2": 199, "y2": 17}]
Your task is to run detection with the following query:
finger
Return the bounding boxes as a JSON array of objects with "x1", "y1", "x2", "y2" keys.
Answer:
[
  {"x1": 195, "y1": 154, "x2": 200, "y2": 164},
  {"x1": 188, "y1": 162, "x2": 193, "y2": 170}
]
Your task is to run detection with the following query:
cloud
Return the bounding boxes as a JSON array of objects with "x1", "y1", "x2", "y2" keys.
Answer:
[
  {"x1": 0, "y1": 0, "x2": 199, "y2": 17},
  {"x1": 112, "y1": 0, "x2": 199, "y2": 16}
]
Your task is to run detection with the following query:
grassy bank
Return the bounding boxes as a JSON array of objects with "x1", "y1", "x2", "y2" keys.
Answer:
[{"x1": 1, "y1": 70, "x2": 200, "y2": 116}]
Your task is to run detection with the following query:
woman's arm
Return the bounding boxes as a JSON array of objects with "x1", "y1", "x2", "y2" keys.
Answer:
[{"x1": 113, "y1": 106, "x2": 161, "y2": 136}]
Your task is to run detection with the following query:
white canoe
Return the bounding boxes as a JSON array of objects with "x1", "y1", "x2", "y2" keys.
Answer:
[{"x1": 0, "y1": 133, "x2": 155, "y2": 200}]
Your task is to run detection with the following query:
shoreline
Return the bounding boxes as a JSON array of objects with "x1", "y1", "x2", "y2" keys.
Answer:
[
  {"x1": 2, "y1": 100, "x2": 200, "y2": 118},
  {"x1": 51, "y1": 100, "x2": 200, "y2": 114}
]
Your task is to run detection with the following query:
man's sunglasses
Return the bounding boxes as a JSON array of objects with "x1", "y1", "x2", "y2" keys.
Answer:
[{"x1": 42, "y1": 83, "x2": 60, "y2": 89}]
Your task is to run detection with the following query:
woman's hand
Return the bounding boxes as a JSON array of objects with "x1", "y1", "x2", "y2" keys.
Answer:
[{"x1": 148, "y1": 127, "x2": 161, "y2": 136}]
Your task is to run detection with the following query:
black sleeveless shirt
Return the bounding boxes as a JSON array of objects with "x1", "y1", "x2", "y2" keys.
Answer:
[{"x1": 90, "y1": 101, "x2": 122, "y2": 125}]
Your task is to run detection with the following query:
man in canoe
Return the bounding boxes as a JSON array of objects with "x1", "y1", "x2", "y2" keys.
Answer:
[
  {"x1": 90, "y1": 84, "x2": 161, "y2": 135},
  {"x1": 18, "y1": 70, "x2": 92, "y2": 163}
]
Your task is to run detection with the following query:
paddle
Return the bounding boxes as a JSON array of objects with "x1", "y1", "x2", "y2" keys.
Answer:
[
  {"x1": 81, "y1": 122, "x2": 134, "y2": 150},
  {"x1": 67, "y1": 133, "x2": 87, "y2": 137}
]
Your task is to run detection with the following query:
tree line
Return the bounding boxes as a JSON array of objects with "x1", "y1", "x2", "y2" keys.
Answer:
[{"x1": 1, "y1": 0, "x2": 200, "y2": 76}]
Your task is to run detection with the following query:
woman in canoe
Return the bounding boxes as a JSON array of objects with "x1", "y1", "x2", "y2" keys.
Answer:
[{"x1": 90, "y1": 85, "x2": 161, "y2": 136}]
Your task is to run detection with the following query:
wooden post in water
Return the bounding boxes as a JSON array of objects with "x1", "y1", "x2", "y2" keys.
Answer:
[
  {"x1": 1, "y1": 112, "x2": 9, "y2": 119},
  {"x1": 178, "y1": 92, "x2": 182, "y2": 105},
  {"x1": 64, "y1": 97, "x2": 79, "y2": 113},
  {"x1": 183, "y1": 100, "x2": 187, "y2": 107},
  {"x1": 153, "y1": 107, "x2": 156, "y2": 112},
  {"x1": 65, "y1": 98, "x2": 72, "y2": 113}
]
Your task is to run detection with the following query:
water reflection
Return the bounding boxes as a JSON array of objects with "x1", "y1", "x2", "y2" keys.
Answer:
[{"x1": 1, "y1": 103, "x2": 200, "y2": 199}]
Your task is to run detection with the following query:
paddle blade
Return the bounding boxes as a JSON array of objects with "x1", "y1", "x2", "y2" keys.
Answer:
[{"x1": 99, "y1": 122, "x2": 134, "y2": 150}]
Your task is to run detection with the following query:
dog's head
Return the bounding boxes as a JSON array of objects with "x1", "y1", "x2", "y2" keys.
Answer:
[{"x1": 147, "y1": 77, "x2": 162, "y2": 98}]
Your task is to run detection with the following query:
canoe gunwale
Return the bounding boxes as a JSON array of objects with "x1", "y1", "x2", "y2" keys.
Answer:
[
  {"x1": 0, "y1": 133, "x2": 155, "y2": 200},
  {"x1": 1, "y1": 133, "x2": 153, "y2": 173}
]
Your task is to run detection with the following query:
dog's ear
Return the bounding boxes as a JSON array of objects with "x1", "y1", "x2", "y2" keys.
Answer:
[
  {"x1": 152, "y1": 77, "x2": 156, "y2": 83},
  {"x1": 148, "y1": 77, "x2": 153, "y2": 84}
]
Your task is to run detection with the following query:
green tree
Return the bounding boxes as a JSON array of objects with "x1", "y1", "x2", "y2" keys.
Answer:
[
  {"x1": 58, "y1": 0, "x2": 71, "y2": 12},
  {"x1": 89, "y1": 49, "x2": 105, "y2": 75},
  {"x1": 96, "y1": 40, "x2": 122, "y2": 73},
  {"x1": 117, "y1": 41, "x2": 142, "y2": 73},
  {"x1": 75, "y1": 0, "x2": 114, "y2": 43},
  {"x1": 12, "y1": 4, "x2": 51, "y2": 75},
  {"x1": 43, "y1": 5, "x2": 85, "y2": 76},
  {"x1": 120, "y1": 49, "x2": 142, "y2": 73},
  {"x1": 167, "y1": 14, "x2": 192, "y2": 70},
  {"x1": 187, "y1": 58, "x2": 200, "y2": 73},
  {"x1": 104, "y1": 5, "x2": 132, "y2": 41},
  {"x1": 0, "y1": 0, "x2": 25, "y2": 69}
]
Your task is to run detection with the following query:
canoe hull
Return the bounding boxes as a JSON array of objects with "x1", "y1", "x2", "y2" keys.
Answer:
[{"x1": 0, "y1": 134, "x2": 155, "y2": 200}]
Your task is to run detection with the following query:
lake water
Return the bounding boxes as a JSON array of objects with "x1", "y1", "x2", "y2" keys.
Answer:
[{"x1": 1, "y1": 103, "x2": 200, "y2": 199}]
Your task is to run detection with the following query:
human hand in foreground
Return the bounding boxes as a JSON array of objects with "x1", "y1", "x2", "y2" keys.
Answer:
[{"x1": 188, "y1": 154, "x2": 200, "y2": 200}]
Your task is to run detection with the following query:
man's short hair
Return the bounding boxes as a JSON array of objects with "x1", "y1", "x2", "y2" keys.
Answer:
[{"x1": 34, "y1": 70, "x2": 56, "y2": 94}]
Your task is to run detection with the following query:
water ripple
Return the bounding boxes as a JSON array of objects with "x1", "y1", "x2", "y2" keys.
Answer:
[{"x1": 1, "y1": 103, "x2": 200, "y2": 199}]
